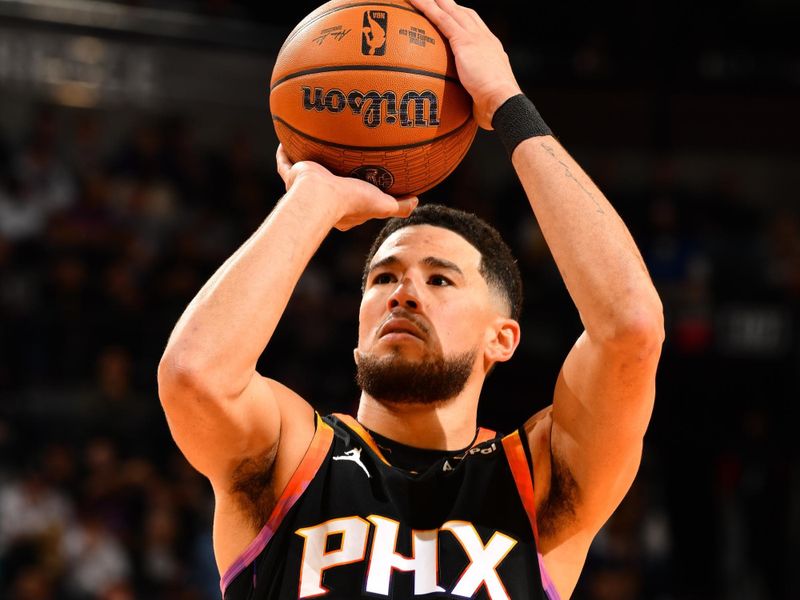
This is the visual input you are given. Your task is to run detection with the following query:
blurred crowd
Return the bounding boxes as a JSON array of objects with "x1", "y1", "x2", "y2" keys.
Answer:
[
  {"x1": 0, "y1": 88, "x2": 798, "y2": 600},
  {"x1": 0, "y1": 107, "x2": 255, "y2": 599}
]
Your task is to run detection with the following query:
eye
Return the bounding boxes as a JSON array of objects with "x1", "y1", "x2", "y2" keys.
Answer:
[
  {"x1": 372, "y1": 272, "x2": 396, "y2": 285},
  {"x1": 428, "y1": 274, "x2": 452, "y2": 287}
]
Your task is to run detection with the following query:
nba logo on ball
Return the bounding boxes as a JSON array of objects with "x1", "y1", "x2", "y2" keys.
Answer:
[{"x1": 362, "y1": 11, "x2": 387, "y2": 55}]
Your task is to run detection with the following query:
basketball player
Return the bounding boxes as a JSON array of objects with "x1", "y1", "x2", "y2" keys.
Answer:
[{"x1": 157, "y1": 0, "x2": 664, "y2": 598}]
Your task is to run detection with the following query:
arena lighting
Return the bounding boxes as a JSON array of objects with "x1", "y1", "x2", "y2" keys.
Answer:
[
  {"x1": 0, "y1": 0, "x2": 277, "y2": 110},
  {"x1": 45, "y1": 37, "x2": 106, "y2": 108},
  {"x1": 0, "y1": 28, "x2": 155, "y2": 107},
  {"x1": 0, "y1": 0, "x2": 279, "y2": 51}
]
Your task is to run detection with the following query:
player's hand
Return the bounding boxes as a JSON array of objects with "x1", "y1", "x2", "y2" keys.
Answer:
[
  {"x1": 407, "y1": 0, "x2": 521, "y2": 129},
  {"x1": 276, "y1": 145, "x2": 418, "y2": 231}
]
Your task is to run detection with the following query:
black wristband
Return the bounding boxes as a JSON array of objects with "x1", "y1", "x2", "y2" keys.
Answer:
[{"x1": 491, "y1": 93, "x2": 552, "y2": 157}]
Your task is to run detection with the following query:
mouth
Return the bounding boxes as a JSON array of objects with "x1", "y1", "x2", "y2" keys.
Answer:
[{"x1": 378, "y1": 318, "x2": 426, "y2": 341}]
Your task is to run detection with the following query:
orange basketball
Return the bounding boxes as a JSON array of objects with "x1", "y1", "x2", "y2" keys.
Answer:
[{"x1": 270, "y1": 0, "x2": 477, "y2": 197}]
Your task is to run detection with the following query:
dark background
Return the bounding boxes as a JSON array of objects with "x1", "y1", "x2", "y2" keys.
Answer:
[{"x1": 0, "y1": 1, "x2": 798, "y2": 599}]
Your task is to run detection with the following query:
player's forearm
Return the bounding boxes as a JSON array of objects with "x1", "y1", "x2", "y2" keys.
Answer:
[
  {"x1": 513, "y1": 136, "x2": 663, "y2": 342},
  {"x1": 160, "y1": 181, "x2": 339, "y2": 397}
]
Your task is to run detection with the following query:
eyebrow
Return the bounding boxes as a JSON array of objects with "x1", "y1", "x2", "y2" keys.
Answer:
[
  {"x1": 421, "y1": 256, "x2": 464, "y2": 276},
  {"x1": 367, "y1": 255, "x2": 464, "y2": 277}
]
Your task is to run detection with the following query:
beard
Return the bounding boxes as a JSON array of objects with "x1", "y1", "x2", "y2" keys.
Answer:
[{"x1": 355, "y1": 347, "x2": 477, "y2": 406}]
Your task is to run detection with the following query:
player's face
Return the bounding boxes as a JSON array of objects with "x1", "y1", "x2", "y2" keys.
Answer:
[{"x1": 357, "y1": 225, "x2": 499, "y2": 368}]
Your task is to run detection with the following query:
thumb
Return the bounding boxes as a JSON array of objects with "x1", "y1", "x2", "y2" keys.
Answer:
[{"x1": 393, "y1": 196, "x2": 419, "y2": 217}]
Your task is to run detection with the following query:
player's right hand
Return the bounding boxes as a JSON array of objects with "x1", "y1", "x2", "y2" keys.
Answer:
[
  {"x1": 276, "y1": 144, "x2": 418, "y2": 231},
  {"x1": 407, "y1": 0, "x2": 522, "y2": 130}
]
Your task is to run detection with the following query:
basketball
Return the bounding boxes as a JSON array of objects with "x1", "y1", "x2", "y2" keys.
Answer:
[{"x1": 270, "y1": 0, "x2": 477, "y2": 197}]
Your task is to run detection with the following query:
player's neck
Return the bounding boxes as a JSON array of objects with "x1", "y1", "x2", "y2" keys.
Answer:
[{"x1": 356, "y1": 391, "x2": 479, "y2": 451}]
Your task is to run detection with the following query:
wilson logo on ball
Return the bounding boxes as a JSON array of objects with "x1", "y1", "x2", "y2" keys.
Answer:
[{"x1": 302, "y1": 87, "x2": 440, "y2": 128}]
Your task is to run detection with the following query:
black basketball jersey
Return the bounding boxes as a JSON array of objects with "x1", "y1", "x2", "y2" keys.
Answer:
[{"x1": 220, "y1": 413, "x2": 561, "y2": 600}]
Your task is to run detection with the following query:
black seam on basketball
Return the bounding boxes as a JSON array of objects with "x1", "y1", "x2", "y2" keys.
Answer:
[
  {"x1": 271, "y1": 65, "x2": 458, "y2": 90},
  {"x1": 272, "y1": 114, "x2": 475, "y2": 152},
  {"x1": 281, "y1": 2, "x2": 422, "y2": 52}
]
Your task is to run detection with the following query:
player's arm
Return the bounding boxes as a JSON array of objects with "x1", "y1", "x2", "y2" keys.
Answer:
[
  {"x1": 409, "y1": 0, "x2": 663, "y2": 586},
  {"x1": 514, "y1": 134, "x2": 663, "y2": 526},
  {"x1": 514, "y1": 137, "x2": 663, "y2": 595},
  {"x1": 157, "y1": 148, "x2": 417, "y2": 487}
]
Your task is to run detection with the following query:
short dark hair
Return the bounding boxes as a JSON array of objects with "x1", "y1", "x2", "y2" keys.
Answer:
[{"x1": 362, "y1": 204, "x2": 523, "y2": 320}]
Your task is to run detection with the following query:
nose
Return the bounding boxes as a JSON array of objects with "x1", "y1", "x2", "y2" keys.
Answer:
[{"x1": 387, "y1": 277, "x2": 420, "y2": 311}]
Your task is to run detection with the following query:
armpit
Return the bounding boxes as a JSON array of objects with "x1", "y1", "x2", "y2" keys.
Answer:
[
  {"x1": 229, "y1": 443, "x2": 280, "y2": 529},
  {"x1": 537, "y1": 450, "x2": 578, "y2": 541},
  {"x1": 524, "y1": 407, "x2": 580, "y2": 543}
]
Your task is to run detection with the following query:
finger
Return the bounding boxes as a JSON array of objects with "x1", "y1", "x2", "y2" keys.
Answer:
[
  {"x1": 462, "y1": 6, "x2": 493, "y2": 34},
  {"x1": 275, "y1": 144, "x2": 291, "y2": 180},
  {"x1": 394, "y1": 196, "x2": 419, "y2": 217},
  {"x1": 373, "y1": 193, "x2": 415, "y2": 219},
  {"x1": 406, "y1": 0, "x2": 465, "y2": 38},
  {"x1": 335, "y1": 221, "x2": 355, "y2": 232},
  {"x1": 430, "y1": 0, "x2": 479, "y2": 30},
  {"x1": 431, "y1": 0, "x2": 460, "y2": 12}
]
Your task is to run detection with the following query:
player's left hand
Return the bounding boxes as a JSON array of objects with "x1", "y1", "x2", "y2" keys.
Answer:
[
  {"x1": 276, "y1": 145, "x2": 418, "y2": 232},
  {"x1": 407, "y1": 0, "x2": 522, "y2": 129}
]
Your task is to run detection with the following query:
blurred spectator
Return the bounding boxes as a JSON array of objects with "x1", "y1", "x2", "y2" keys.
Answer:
[
  {"x1": 0, "y1": 470, "x2": 72, "y2": 555},
  {"x1": 0, "y1": 108, "x2": 76, "y2": 242},
  {"x1": 74, "y1": 347, "x2": 157, "y2": 445},
  {"x1": 0, "y1": 468, "x2": 73, "y2": 596},
  {"x1": 9, "y1": 567, "x2": 56, "y2": 600},
  {"x1": 61, "y1": 513, "x2": 132, "y2": 599},
  {"x1": 577, "y1": 464, "x2": 673, "y2": 600},
  {"x1": 715, "y1": 408, "x2": 791, "y2": 600},
  {"x1": 761, "y1": 210, "x2": 800, "y2": 299}
]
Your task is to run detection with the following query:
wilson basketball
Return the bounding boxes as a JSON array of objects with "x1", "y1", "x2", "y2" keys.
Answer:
[{"x1": 270, "y1": 0, "x2": 477, "y2": 197}]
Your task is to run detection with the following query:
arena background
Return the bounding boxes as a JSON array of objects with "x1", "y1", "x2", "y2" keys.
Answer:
[{"x1": 0, "y1": 1, "x2": 798, "y2": 598}]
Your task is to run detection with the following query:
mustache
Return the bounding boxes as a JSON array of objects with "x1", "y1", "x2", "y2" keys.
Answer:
[{"x1": 378, "y1": 308, "x2": 430, "y2": 337}]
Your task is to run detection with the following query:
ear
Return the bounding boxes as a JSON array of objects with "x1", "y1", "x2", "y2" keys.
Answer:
[{"x1": 484, "y1": 317, "x2": 521, "y2": 367}]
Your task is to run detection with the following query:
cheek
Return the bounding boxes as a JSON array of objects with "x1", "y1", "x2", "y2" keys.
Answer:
[
  {"x1": 439, "y1": 304, "x2": 488, "y2": 349},
  {"x1": 357, "y1": 297, "x2": 381, "y2": 346},
  {"x1": 357, "y1": 312, "x2": 369, "y2": 347}
]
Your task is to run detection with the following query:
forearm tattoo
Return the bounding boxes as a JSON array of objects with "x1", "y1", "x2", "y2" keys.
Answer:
[{"x1": 541, "y1": 141, "x2": 605, "y2": 215}]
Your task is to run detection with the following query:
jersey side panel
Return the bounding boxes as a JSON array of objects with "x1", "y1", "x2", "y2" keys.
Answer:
[{"x1": 503, "y1": 428, "x2": 562, "y2": 600}]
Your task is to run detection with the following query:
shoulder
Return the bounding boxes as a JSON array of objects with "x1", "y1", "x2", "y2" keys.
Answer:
[{"x1": 213, "y1": 389, "x2": 318, "y2": 575}]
